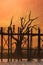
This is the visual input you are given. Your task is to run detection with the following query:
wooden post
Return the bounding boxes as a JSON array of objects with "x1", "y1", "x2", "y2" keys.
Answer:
[
  {"x1": 20, "y1": 28, "x2": 22, "y2": 61},
  {"x1": 13, "y1": 25, "x2": 15, "y2": 33},
  {"x1": 11, "y1": 28, "x2": 12, "y2": 62},
  {"x1": 38, "y1": 28, "x2": 41, "y2": 61},
  {"x1": 27, "y1": 27, "x2": 30, "y2": 61},
  {"x1": 29, "y1": 28, "x2": 32, "y2": 60},
  {"x1": 16, "y1": 27, "x2": 20, "y2": 61},
  {"x1": 1, "y1": 27, "x2": 3, "y2": 62},
  {"x1": 8, "y1": 27, "x2": 9, "y2": 62},
  {"x1": 16, "y1": 27, "x2": 22, "y2": 61},
  {"x1": 8, "y1": 27, "x2": 12, "y2": 62}
]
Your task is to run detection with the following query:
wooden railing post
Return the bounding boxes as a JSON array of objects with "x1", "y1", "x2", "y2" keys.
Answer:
[
  {"x1": 8, "y1": 27, "x2": 12, "y2": 62},
  {"x1": 11, "y1": 27, "x2": 12, "y2": 62},
  {"x1": 27, "y1": 27, "x2": 30, "y2": 61},
  {"x1": 38, "y1": 28, "x2": 41, "y2": 61},
  {"x1": 15, "y1": 27, "x2": 20, "y2": 61},
  {"x1": 13, "y1": 25, "x2": 15, "y2": 33},
  {"x1": 1, "y1": 27, "x2": 3, "y2": 62},
  {"x1": 29, "y1": 28, "x2": 33, "y2": 60},
  {"x1": 20, "y1": 28, "x2": 22, "y2": 61}
]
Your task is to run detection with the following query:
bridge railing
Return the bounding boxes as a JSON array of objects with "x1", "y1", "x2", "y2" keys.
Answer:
[{"x1": 0, "y1": 27, "x2": 43, "y2": 62}]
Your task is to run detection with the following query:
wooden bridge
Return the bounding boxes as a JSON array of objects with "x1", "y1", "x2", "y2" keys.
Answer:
[{"x1": 0, "y1": 25, "x2": 43, "y2": 62}]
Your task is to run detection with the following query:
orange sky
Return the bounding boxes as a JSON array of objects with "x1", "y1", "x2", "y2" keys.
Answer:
[
  {"x1": 0, "y1": 0, "x2": 43, "y2": 29},
  {"x1": 0, "y1": 0, "x2": 43, "y2": 48}
]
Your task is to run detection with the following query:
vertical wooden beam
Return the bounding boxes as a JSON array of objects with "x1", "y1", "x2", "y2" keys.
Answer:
[
  {"x1": 20, "y1": 28, "x2": 22, "y2": 61},
  {"x1": 8, "y1": 27, "x2": 9, "y2": 62},
  {"x1": 27, "y1": 27, "x2": 29, "y2": 61},
  {"x1": 1, "y1": 27, "x2": 3, "y2": 62},
  {"x1": 8, "y1": 27, "x2": 12, "y2": 62},
  {"x1": 10, "y1": 28, "x2": 12, "y2": 62},
  {"x1": 38, "y1": 28, "x2": 40, "y2": 61},
  {"x1": 13, "y1": 25, "x2": 15, "y2": 33},
  {"x1": 17, "y1": 27, "x2": 20, "y2": 61},
  {"x1": 29, "y1": 28, "x2": 32, "y2": 60}
]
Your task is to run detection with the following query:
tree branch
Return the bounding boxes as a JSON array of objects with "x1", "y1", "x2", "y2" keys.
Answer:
[
  {"x1": 22, "y1": 24, "x2": 37, "y2": 33},
  {"x1": 20, "y1": 17, "x2": 26, "y2": 28},
  {"x1": 12, "y1": 35, "x2": 19, "y2": 42}
]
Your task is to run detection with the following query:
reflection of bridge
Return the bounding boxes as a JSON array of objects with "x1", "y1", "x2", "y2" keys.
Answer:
[
  {"x1": 0, "y1": 25, "x2": 43, "y2": 62},
  {"x1": 0, "y1": 49, "x2": 43, "y2": 59}
]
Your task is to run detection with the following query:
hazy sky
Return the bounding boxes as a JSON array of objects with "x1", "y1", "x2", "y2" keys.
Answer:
[{"x1": 0, "y1": 0, "x2": 43, "y2": 31}]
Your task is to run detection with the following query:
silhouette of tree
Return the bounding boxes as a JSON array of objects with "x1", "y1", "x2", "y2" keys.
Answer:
[{"x1": 11, "y1": 11, "x2": 39, "y2": 61}]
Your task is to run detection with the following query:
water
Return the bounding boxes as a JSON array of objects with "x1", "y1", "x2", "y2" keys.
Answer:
[{"x1": 0, "y1": 59, "x2": 43, "y2": 65}]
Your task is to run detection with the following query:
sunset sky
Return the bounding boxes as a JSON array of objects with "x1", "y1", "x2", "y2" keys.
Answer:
[
  {"x1": 0, "y1": 0, "x2": 43, "y2": 48},
  {"x1": 0, "y1": 0, "x2": 43, "y2": 29}
]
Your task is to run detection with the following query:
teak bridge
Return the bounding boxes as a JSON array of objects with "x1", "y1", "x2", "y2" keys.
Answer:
[{"x1": 0, "y1": 25, "x2": 43, "y2": 62}]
